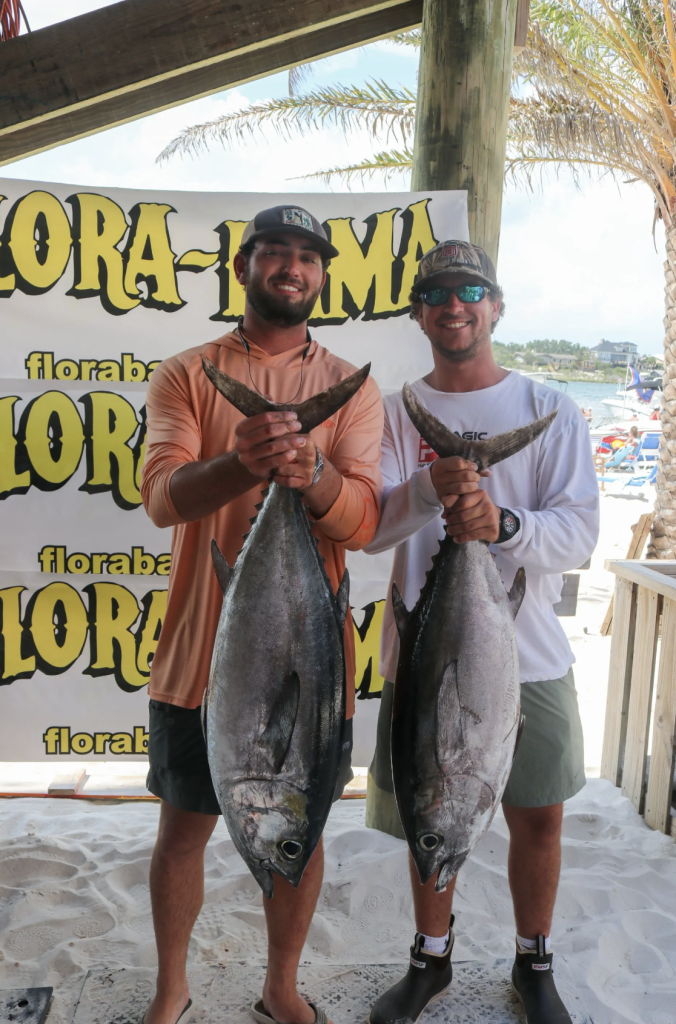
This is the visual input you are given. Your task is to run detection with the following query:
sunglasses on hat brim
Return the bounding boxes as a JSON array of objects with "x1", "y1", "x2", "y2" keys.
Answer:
[{"x1": 420, "y1": 283, "x2": 490, "y2": 306}]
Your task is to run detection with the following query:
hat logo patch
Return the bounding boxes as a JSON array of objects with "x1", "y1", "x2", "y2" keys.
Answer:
[
  {"x1": 283, "y1": 207, "x2": 313, "y2": 231},
  {"x1": 442, "y1": 244, "x2": 458, "y2": 257}
]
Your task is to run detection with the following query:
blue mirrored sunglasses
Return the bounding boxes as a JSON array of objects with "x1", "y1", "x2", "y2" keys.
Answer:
[{"x1": 421, "y1": 283, "x2": 488, "y2": 305}]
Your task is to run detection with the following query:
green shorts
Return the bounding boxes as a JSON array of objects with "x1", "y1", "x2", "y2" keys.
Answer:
[{"x1": 365, "y1": 668, "x2": 586, "y2": 839}]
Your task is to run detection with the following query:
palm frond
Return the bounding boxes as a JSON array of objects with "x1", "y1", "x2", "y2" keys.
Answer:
[
  {"x1": 295, "y1": 147, "x2": 413, "y2": 184},
  {"x1": 156, "y1": 80, "x2": 416, "y2": 164},
  {"x1": 389, "y1": 29, "x2": 421, "y2": 47}
]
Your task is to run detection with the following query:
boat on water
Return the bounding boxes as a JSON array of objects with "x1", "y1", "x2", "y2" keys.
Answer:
[{"x1": 600, "y1": 365, "x2": 662, "y2": 422}]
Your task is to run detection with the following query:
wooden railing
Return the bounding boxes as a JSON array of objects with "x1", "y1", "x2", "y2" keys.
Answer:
[{"x1": 602, "y1": 559, "x2": 676, "y2": 836}]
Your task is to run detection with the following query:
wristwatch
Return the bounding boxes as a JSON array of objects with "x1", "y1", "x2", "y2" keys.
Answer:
[
  {"x1": 311, "y1": 447, "x2": 325, "y2": 488},
  {"x1": 495, "y1": 507, "x2": 520, "y2": 544}
]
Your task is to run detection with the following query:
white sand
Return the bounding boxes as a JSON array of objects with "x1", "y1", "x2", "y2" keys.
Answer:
[{"x1": 1, "y1": 483, "x2": 674, "y2": 1024}]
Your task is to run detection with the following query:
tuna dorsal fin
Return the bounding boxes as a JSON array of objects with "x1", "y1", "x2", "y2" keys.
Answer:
[
  {"x1": 203, "y1": 357, "x2": 370, "y2": 433},
  {"x1": 392, "y1": 583, "x2": 411, "y2": 639},
  {"x1": 436, "y1": 660, "x2": 464, "y2": 768},
  {"x1": 259, "y1": 670, "x2": 300, "y2": 774},
  {"x1": 401, "y1": 384, "x2": 557, "y2": 471},
  {"x1": 507, "y1": 567, "x2": 526, "y2": 619},
  {"x1": 335, "y1": 569, "x2": 350, "y2": 626},
  {"x1": 211, "y1": 539, "x2": 232, "y2": 594}
]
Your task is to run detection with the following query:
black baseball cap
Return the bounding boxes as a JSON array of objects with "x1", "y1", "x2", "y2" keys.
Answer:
[{"x1": 240, "y1": 205, "x2": 339, "y2": 260}]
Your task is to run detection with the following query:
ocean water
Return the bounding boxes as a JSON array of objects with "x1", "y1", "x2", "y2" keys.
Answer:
[{"x1": 541, "y1": 380, "x2": 648, "y2": 429}]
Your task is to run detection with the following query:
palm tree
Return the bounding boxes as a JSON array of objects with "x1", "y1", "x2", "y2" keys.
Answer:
[{"x1": 158, "y1": 6, "x2": 676, "y2": 557}]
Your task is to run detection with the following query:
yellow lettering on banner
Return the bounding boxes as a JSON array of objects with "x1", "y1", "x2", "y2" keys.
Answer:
[
  {"x1": 0, "y1": 397, "x2": 30, "y2": 498},
  {"x1": 136, "y1": 589, "x2": 167, "y2": 673},
  {"x1": 20, "y1": 391, "x2": 84, "y2": 488},
  {"x1": 318, "y1": 210, "x2": 399, "y2": 322},
  {"x1": 108, "y1": 554, "x2": 131, "y2": 574},
  {"x1": 80, "y1": 392, "x2": 142, "y2": 509},
  {"x1": 95, "y1": 732, "x2": 111, "y2": 753},
  {"x1": 67, "y1": 192, "x2": 139, "y2": 314},
  {"x1": 0, "y1": 586, "x2": 35, "y2": 681},
  {"x1": 28, "y1": 582, "x2": 88, "y2": 672},
  {"x1": 134, "y1": 412, "x2": 147, "y2": 493},
  {"x1": 110, "y1": 732, "x2": 133, "y2": 754},
  {"x1": 96, "y1": 360, "x2": 121, "y2": 381},
  {"x1": 211, "y1": 220, "x2": 247, "y2": 321},
  {"x1": 5, "y1": 191, "x2": 72, "y2": 294},
  {"x1": 85, "y1": 582, "x2": 148, "y2": 690},
  {"x1": 134, "y1": 726, "x2": 149, "y2": 754},
  {"x1": 71, "y1": 732, "x2": 94, "y2": 754},
  {"x1": 353, "y1": 600, "x2": 386, "y2": 699},
  {"x1": 397, "y1": 199, "x2": 437, "y2": 304},
  {"x1": 156, "y1": 554, "x2": 171, "y2": 576},
  {"x1": 0, "y1": 196, "x2": 16, "y2": 294},
  {"x1": 122, "y1": 353, "x2": 147, "y2": 382},
  {"x1": 123, "y1": 203, "x2": 184, "y2": 310}
]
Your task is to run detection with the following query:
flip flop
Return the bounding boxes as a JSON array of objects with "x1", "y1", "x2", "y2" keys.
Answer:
[
  {"x1": 251, "y1": 998, "x2": 328, "y2": 1024},
  {"x1": 141, "y1": 998, "x2": 193, "y2": 1024}
]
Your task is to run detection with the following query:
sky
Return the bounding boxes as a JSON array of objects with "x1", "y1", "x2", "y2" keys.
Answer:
[{"x1": 2, "y1": 0, "x2": 667, "y2": 355}]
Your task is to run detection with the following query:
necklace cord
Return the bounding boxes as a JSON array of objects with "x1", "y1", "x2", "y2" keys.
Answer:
[{"x1": 237, "y1": 317, "x2": 311, "y2": 406}]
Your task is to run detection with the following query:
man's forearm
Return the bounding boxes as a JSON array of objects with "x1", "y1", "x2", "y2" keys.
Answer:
[{"x1": 169, "y1": 451, "x2": 259, "y2": 522}]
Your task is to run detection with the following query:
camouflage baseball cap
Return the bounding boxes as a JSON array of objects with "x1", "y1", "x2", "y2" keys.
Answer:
[{"x1": 412, "y1": 240, "x2": 497, "y2": 292}]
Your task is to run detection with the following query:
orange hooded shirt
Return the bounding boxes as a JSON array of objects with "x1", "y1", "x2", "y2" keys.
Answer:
[{"x1": 141, "y1": 331, "x2": 383, "y2": 716}]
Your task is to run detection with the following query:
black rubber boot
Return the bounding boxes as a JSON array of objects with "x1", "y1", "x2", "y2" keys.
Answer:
[
  {"x1": 369, "y1": 916, "x2": 455, "y2": 1024},
  {"x1": 511, "y1": 935, "x2": 572, "y2": 1023}
]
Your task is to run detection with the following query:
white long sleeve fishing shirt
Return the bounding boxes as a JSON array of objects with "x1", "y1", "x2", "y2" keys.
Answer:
[{"x1": 366, "y1": 372, "x2": 600, "y2": 685}]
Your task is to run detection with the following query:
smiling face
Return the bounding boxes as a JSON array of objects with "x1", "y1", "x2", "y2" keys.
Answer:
[
  {"x1": 417, "y1": 273, "x2": 502, "y2": 365},
  {"x1": 235, "y1": 233, "x2": 326, "y2": 328}
]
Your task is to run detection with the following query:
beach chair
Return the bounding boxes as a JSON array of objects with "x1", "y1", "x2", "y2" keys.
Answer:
[
  {"x1": 622, "y1": 464, "x2": 658, "y2": 491},
  {"x1": 602, "y1": 444, "x2": 637, "y2": 470},
  {"x1": 633, "y1": 431, "x2": 661, "y2": 467}
]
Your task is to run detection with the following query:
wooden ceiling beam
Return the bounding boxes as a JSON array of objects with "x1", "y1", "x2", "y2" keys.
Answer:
[{"x1": 0, "y1": 0, "x2": 422, "y2": 166}]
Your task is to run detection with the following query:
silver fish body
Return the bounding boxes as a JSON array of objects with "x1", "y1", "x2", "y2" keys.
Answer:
[
  {"x1": 204, "y1": 483, "x2": 348, "y2": 898},
  {"x1": 201, "y1": 359, "x2": 370, "y2": 897},
  {"x1": 392, "y1": 387, "x2": 557, "y2": 891}
]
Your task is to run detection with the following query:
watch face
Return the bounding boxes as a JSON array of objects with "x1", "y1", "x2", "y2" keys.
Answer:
[{"x1": 503, "y1": 512, "x2": 517, "y2": 536}]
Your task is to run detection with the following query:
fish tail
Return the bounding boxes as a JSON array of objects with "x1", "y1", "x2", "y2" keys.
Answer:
[
  {"x1": 203, "y1": 357, "x2": 370, "y2": 433},
  {"x1": 402, "y1": 384, "x2": 557, "y2": 471}
]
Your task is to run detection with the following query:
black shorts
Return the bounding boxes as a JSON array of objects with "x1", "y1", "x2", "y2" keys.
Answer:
[{"x1": 146, "y1": 698, "x2": 354, "y2": 816}]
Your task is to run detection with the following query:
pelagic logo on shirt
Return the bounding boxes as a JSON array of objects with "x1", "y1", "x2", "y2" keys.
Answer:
[{"x1": 417, "y1": 431, "x2": 489, "y2": 467}]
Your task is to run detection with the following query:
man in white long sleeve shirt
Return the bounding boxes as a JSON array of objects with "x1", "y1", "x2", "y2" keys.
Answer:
[{"x1": 365, "y1": 241, "x2": 599, "y2": 1024}]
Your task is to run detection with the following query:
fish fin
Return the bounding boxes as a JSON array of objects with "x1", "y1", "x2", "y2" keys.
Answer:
[
  {"x1": 436, "y1": 661, "x2": 464, "y2": 767},
  {"x1": 201, "y1": 690, "x2": 208, "y2": 741},
  {"x1": 251, "y1": 862, "x2": 274, "y2": 899},
  {"x1": 259, "y1": 670, "x2": 300, "y2": 774},
  {"x1": 507, "y1": 567, "x2": 526, "y2": 619},
  {"x1": 292, "y1": 364, "x2": 371, "y2": 433},
  {"x1": 203, "y1": 358, "x2": 275, "y2": 417},
  {"x1": 513, "y1": 714, "x2": 526, "y2": 761},
  {"x1": 204, "y1": 356, "x2": 369, "y2": 433},
  {"x1": 391, "y1": 583, "x2": 411, "y2": 639},
  {"x1": 211, "y1": 539, "x2": 232, "y2": 594},
  {"x1": 335, "y1": 569, "x2": 350, "y2": 626},
  {"x1": 402, "y1": 384, "x2": 557, "y2": 470}
]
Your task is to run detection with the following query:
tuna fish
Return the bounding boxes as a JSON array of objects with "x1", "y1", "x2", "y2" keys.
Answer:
[
  {"x1": 391, "y1": 386, "x2": 556, "y2": 891},
  {"x1": 201, "y1": 357, "x2": 370, "y2": 898}
]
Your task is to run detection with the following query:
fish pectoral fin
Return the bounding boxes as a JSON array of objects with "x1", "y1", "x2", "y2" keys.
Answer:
[
  {"x1": 336, "y1": 569, "x2": 350, "y2": 626},
  {"x1": 211, "y1": 539, "x2": 232, "y2": 594},
  {"x1": 392, "y1": 583, "x2": 411, "y2": 639},
  {"x1": 507, "y1": 567, "x2": 526, "y2": 619},
  {"x1": 436, "y1": 660, "x2": 464, "y2": 767},
  {"x1": 259, "y1": 670, "x2": 301, "y2": 774}
]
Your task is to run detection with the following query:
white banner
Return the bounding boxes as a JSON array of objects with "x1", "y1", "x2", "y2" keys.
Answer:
[{"x1": 0, "y1": 179, "x2": 468, "y2": 760}]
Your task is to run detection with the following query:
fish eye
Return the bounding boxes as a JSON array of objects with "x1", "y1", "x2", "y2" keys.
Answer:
[
  {"x1": 418, "y1": 833, "x2": 442, "y2": 852},
  {"x1": 279, "y1": 840, "x2": 303, "y2": 861}
]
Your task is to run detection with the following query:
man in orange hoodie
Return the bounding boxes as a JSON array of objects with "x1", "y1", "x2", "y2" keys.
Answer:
[{"x1": 140, "y1": 205, "x2": 383, "y2": 1024}]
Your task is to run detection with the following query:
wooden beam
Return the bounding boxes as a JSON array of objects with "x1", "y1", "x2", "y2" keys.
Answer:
[
  {"x1": 605, "y1": 559, "x2": 676, "y2": 602},
  {"x1": 513, "y1": 0, "x2": 529, "y2": 53},
  {"x1": 621, "y1": 586, "x2": 661, "y2": 812},
  {"x1": 600, "y1": 577, "x2": 637, "y2": 786},
  {"x1": 410, "y1": 0, "x2": 518, "y2": 263},
  {"x1": 0, "y1": 0, "x2": 422, "y2": 165},
  {"x1": 645, "y1": 596, "x2": 676, "y2": 833}
]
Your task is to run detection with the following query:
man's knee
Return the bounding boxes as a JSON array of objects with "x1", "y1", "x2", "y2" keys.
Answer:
[
  {"x1": 155, "y1": 801, "x2": 218, "y2": 858},
  {"x1": 503, "y1": 802, "x2": 563, "y2": 845}
]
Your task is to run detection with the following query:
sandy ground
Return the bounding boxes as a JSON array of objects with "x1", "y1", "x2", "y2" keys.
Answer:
[{"x1": 1, "y1": 481, "x2": 674, "y2": 1024}]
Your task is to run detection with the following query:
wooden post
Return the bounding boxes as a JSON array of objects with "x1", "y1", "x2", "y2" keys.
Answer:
[
  {"x1": 600, "y1": 512, "x2": 654, "y2": 637},
  {"x1": 410, "y1": 0, "x2": 518, "y2": 262},
  {"x1": 621, "y1": 586, "x2": 662, "y2": 812},
  {"x1": 600, "y1": 578, "x2": 638, "y2": 785},
  {"x1": 645, "y1": 597, "x2": 676, "y2": 833}
]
